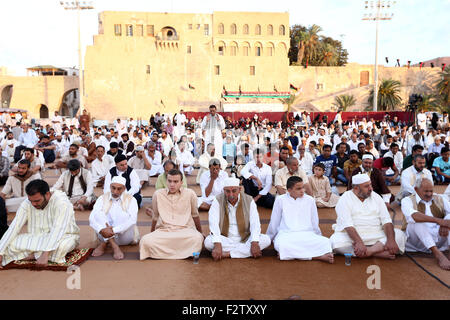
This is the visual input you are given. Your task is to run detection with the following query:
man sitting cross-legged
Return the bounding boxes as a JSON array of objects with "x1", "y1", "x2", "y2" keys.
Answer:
[
  {"x1": 140, "y1": 169, "x2": 204, "y2": 260},
  {"x1": 0, "y1": 179, "x2": 80, "y2": 268},
  {"x1": 267, "y1": 176, "x2": 334, "y2": 263},
  {"x1": 204, "y1": 177, "x2": 271, "y2": 260},
  {"x1": 0, "y1": 159, "x2": 41, "y2": 212},
  {"x1": 52, "y1": 159, "x2": 96, "y2": 211},
  {"x1": 330, "y1": 173, "x2": 406, "y2": 259},
  {"x1": 89, "y1": 176, "x2": 139, "y2": 260},
  {"x1": 401, "y1": 177, "x2": 450, "y2": 270},
  {"x1": 198, "y1": 158, "x2": 228, "y2": 211}
]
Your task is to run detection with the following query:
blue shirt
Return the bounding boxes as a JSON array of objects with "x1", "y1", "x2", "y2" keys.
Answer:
[
  {"x1": 314, "y1": 154, "x2": 338, "y2": 177},
  {"x1": 432, "y1": 156, "x2": 450, "y2": 175}
]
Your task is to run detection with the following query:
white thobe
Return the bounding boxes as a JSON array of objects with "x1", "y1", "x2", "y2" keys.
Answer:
[
  {"x1": 145, "y1": 151, "x2": 164, "y2": 177},
  {"x1": 196, "y1": 152, "x2": 228, "y2": 184},
  {"x1": 90, "y1": 156, "x2": 115, "y2": 184},
  {"x1": 294, "y1": 152, "x2": 314, "y2": 176},
  {"x1": 89, "y1": 193, "x2": 139, "y2": 245},
  {"x1": 52, "y1": 115, "x2": 63, "y2": 135},
  {"x1": 159, "y1": 137, "x2": 173, "y2": 157},
  {"x1": 204, "y1": 195, "x2": 271, "y2": 258},
  {"x1": 175, "y1": 113, "x2": 187, "y2": 137},
  {"x1": 267, "y1": 193, "x2": 331, "y2": 260},
  {"x1": 198, "y1": 170, "x2": 228, "y2": 206},
  {"x1": 176, "y1": 149, "x2": 195, "y2": 175},
  {"x1": 331, "y1": 190, "x2": 406, "y2": 254},
  {"x1": 397, "y1": 166, "x2": 433, "y2": 201},
  {"x1": 52, "y1": 169, "x2": 95, "y2": 203},
  {"x1": 401, "y1": 194, "x2": 450, "y2": 252},
  {"x1": 201, "y1": 114, "x2": 225, "y2": 157}
]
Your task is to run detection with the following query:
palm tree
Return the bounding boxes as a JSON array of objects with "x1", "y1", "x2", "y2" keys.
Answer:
[
  {"x1": 333, "y1": 94, "x2": 356, "y2": 112},
  {"x1": 295, "y1": 25, "x2": 322, "y2": 67},
  {"x1": 368, "y1": 79, "x2": 403, "y2": 111},
  {"x1": 279, "y1": 93, "x2": 302, "y2": 123},
  {"x1": 435, "y1": 66, "x2": 450, "y2": 109}
]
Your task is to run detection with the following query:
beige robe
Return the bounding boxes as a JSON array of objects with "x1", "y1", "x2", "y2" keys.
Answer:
[
  {"x1": 139, "y1": 187, "x2": 203, "y2": 259},
  {"x1": 308, "y1": 175, "x2": 339, "y2": 208}
]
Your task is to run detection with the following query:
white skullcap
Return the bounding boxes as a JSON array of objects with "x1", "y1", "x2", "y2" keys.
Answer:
[
  {"x1": 223, "y1": 177, "x2": 240, "y2": 188},
  {"x1": 352, "y1": 173, "x2": 371, "y2": 185},
  {"x1": 111, "y1": 176, "x2": 126, "y2": 186},
  {"x1": 362, "y1": 154, "x2": 374, "y2": 160},
  {"x1": 135, "y1": 145, "x2": 144, "y2": 151}
]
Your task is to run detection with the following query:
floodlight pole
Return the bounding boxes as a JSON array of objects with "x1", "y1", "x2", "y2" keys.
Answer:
[{"x1": 60, "y1": 1, "x2": 94, "y2": 114}]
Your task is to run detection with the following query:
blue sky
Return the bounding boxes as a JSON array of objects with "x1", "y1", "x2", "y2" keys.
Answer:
[{"x1": 0, "y1": 0, "x2": 448, "y2": 75}]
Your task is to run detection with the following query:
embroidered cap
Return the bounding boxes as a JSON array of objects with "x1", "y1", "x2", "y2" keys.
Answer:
[{"x1": 223, "y1": 177, "x2": 240, "y2": 188}]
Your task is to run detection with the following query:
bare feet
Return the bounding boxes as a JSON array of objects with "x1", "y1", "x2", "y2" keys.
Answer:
[
  {"x1": 92, "y1": 242, "x2": 107, "y2": 257},
  {"x1": 313, "y1": 253, "x2": 335, "y2": 264},
  {"x1": 373, "y1": 250, "x2": 396, "y2": 260},
  {"x1": 109, "y1": 240, "x2": 124, "y2": 260},
  {"x1": 365, "y1": 241, "x2": 385, "y2": 257},
  {"x1": 221, "y1": 251, "x2": 231, "y2": 259},
  {"x1": 22, "y1": 253, "x2": 35, "y2": 261},
  {"x1": 435, "y1": 251, "x2": 450, "y2": 270},
  {"x1": 112, "y1": 247, "x2": 124, "y2": 260}
]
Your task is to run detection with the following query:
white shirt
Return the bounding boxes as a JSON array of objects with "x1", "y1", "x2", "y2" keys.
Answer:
[
  {"x1": 159, "y1": 137, "x2": 173, "y2": 157},
  {"x1": 266, "y1": 193, "x2": 320, "y2": 240},
  {"x1": 401, "y1": 193, "x2": 450, "y2": 233},
  {"x1": 400, "y1": 166, "x2": 433, "y2": 197},
  {"x1": 334, "y1": 190, "x2": 392, "y2": 233},
  {"x1": 384, "y1": 150, "x2": 403, "y2": 172},
  {"x1": 52, "y1": 169, "x2": 94, "y2": 199},
  {"x1": 199, "y1": 170, "x2": 228, "y2": 204},
  {"x1": 103, "y1": 167, "x2": 141, "y2": 196},
  {"x1": 91, "y1": 155, "x2": 115, "y2": 181},
  {"x1": 240, "y1": 161, "x2": 272, "y2": 196},
  {"x1": 294, "y1": 151, "x2": 314, "y2": 176},
  {"x1": 89, "y1": 193, "x2": 138, "y2": 234},
  {"x1": 208, "y1": 195, "x2": 261, "y2": 243}
]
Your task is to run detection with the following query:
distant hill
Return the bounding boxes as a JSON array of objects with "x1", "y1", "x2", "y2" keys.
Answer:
[{"x1": 411, "y1": 56, "x2": 450, "y2": 68}]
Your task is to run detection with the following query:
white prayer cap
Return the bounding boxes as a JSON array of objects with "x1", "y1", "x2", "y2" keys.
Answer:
[
  {"x1": 362, "y1": 154, "x2": 374, "y2": 160},
  {"x1": 136, "y1": 145, "x2": 144, "y2": 151},
  {"x1": 352, "y1": 173, "x2": 371, "y2": 185},
  {"x1": 26, "y1": 143, "x2": 34, "y2": 148},
  {"x1": 223, "y1": 177, "x2": 240, "y2": 188},
  {"x1": 111, "y1": 176, "x2": 126, "y2": 186}
]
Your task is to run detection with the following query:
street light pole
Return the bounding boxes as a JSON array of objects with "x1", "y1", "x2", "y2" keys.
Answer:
[
  {"x1": 60, "y1": 1, "x2": 94, "y2": 115},
  {"x1": 363, "y1": 1, "x2": 395, "y2": 112}
]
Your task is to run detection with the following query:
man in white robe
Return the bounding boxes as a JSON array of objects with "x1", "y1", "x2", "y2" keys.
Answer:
[
  {"x1": 127, "y1": 145, "x2": 151, "y2": 185},
  {"x1": 198, "y1": 159, "x2": 228, "y2": 211},
  {"x1": 267, "y1": 176, "x2": 334, "y2": 262},
  {"x1": 205, "y1": 177, "x2": 271, "y2": 260},
  {"x1": 51, "y1": 111, "x2": 63, "y2": 135},
  {"x1": 174, "y1": 109, "x2": 187, "y2": 138},
  {"x1": 90, "y1": 176, "x2": 139, "y2": 260},
  {"x1": 90, "y1": 145, "x2": 114, "y2": 187},
  {"x1": 401, "y1": 177, "x2": 450, "y2": 270},
  {"x1": 196, "y1": 143, "x2": 228, "y2": 184},
  {"x1": 0, "y1": 180, "x2": 79, "y2": 268},
  {"x1": 331, "y1": 173, "x2": 406, "y2": 259},
  {"x1": 144, "y1": 142, "x2": 164, "y2": 177},
  {"x1": 176, "y1": 141, "x2": 195, "y2": 175},
  {"x1": 396, "y1": 154, "x2": 432, "y2": 202},
  {"x1": 201, "y1": 105, "x2": 225, "y2": 158}
]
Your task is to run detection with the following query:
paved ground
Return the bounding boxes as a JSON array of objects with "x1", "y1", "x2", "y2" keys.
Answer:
[{"x1": 0, "y1": 168, "x2": 449, "y2": 300}]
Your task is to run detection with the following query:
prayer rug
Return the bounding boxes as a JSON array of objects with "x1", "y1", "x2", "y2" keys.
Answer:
[{"x1": 1, "y1": 248, "x2": 94, "y2": 271}]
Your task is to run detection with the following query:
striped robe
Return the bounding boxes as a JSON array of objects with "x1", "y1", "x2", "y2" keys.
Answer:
[{"x1": 0, "y1": 190, "x2": 80, "y2": 266}]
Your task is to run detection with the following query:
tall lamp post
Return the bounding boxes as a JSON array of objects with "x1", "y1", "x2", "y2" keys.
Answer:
[
  {"x1": 59, "y1": 1, "x2": 94, "y2": 114},
  {"x1": 362, "y1": 1, "x2": 395, "y2": 112}
]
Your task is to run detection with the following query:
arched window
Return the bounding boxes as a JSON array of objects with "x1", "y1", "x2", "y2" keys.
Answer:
[
  {"x1": 242, "y1": 42, "x2": 250, "y2": 56},
  {"x1": 39, "y1": 105, "x2": 49, "y2": 119},
  {"x1": 218, "y1": 23, "x2": 224, "y2": 34},
  {"x1": 255, "y1": 42, "x2": 262, "y2": 56},
  {"x1": 279, "y1": 25, "x2": 285, "y2": 36},
  {"x1": 243, "y1": 24, "x2": 249, "y2": 35},
  {"x1": 230, "y1": 23, "x2": 237, "y2": 35},
  {"x1": 267, "y1": 24, "x2": 273, "y2": 35},
  {"x1": 255, "y1": 24, "x2": 261, "y2": 35},
  {"x1": 230, "y1": 42, "x2": 238, "y2": 56}
]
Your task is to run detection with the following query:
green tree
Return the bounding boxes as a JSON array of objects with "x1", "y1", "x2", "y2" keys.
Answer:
[
  {"x1": 279, "y1": 93, "x2": 302, "y2": 123},
  {"x1": 333, "y1": 94, "x2": 356, "y2": 111},
  {"x1": 288, "y1": 25, "x2": 348, "y2": 66},
  {"x1": 368, "y1": 79, "x2": 403, "y2": 111}
]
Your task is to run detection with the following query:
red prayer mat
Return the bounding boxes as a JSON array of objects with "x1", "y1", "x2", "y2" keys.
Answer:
[{"x1": 1, "y1": 248, "x2": 94, "y2": 271}]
